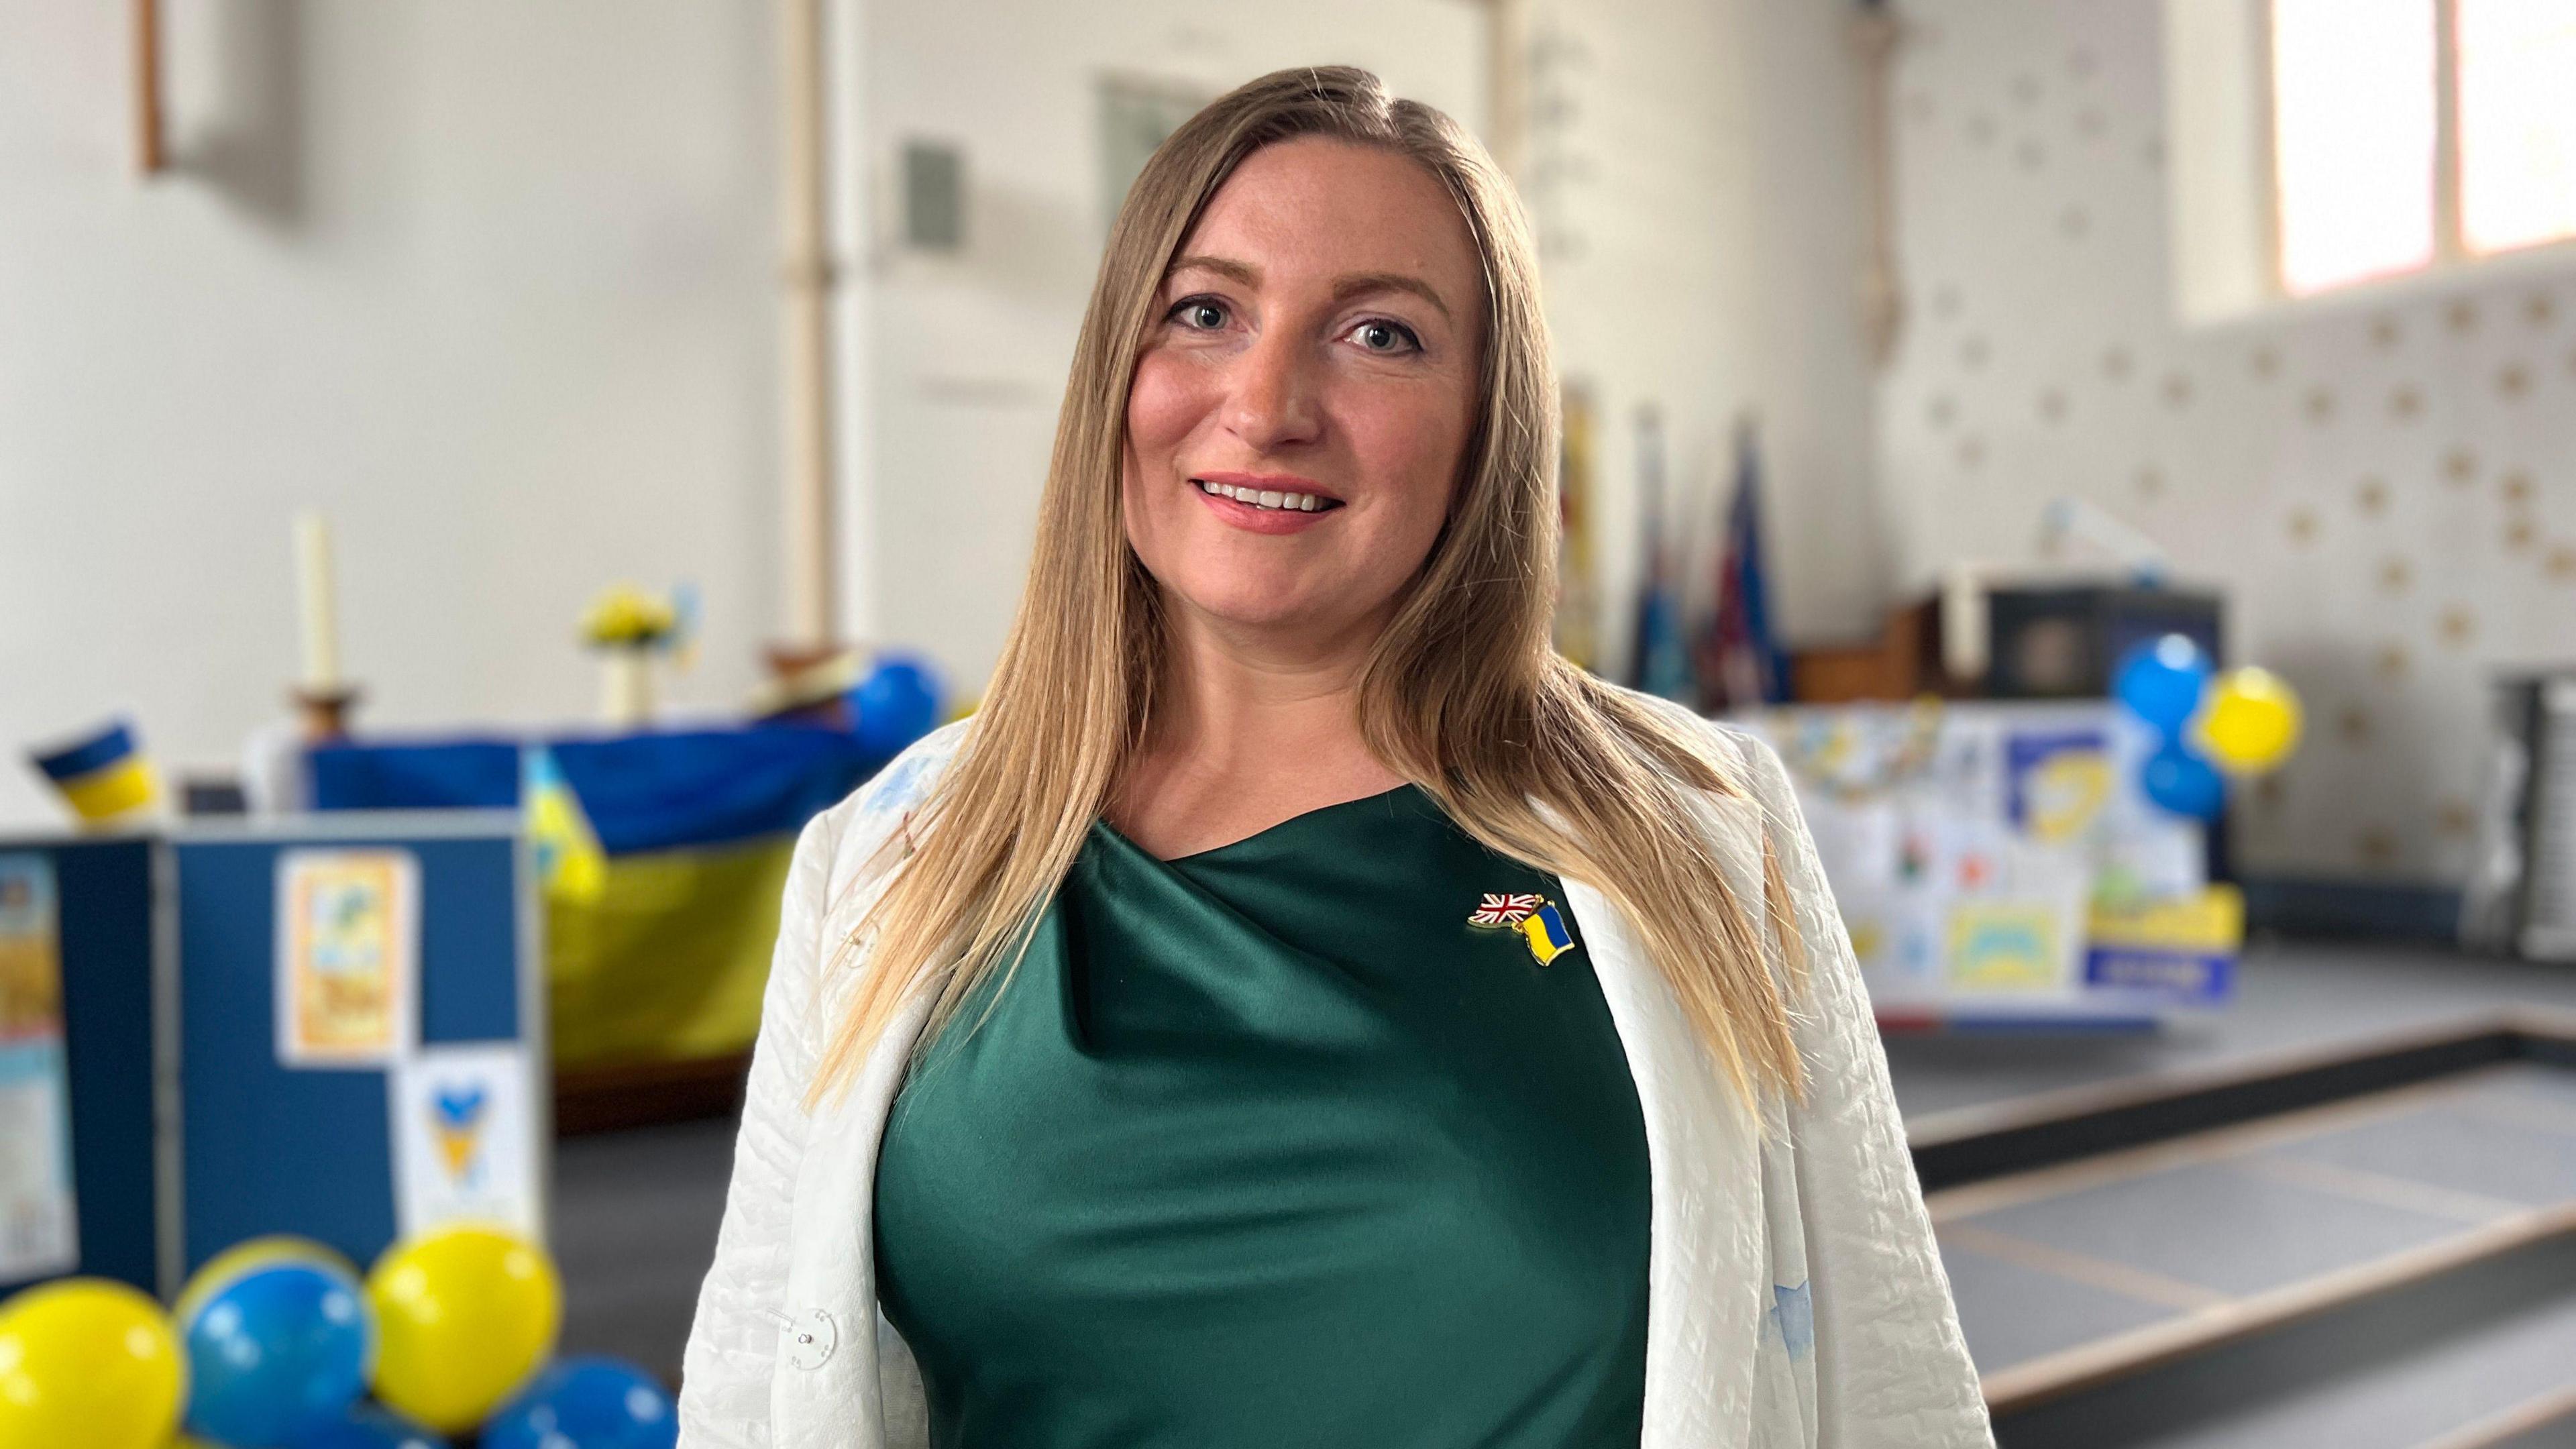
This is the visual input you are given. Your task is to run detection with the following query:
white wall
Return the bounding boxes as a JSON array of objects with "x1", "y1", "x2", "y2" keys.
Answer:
[
  {"x1": 0, "y1": 2, "x2": 784, "y2": 827},
  {"x1": 1522, "y1": 0, "x2": 1884, "y2": 662},
  {"x1": 1877, "y1": 0, "x2": 2576, "y2": 883}
]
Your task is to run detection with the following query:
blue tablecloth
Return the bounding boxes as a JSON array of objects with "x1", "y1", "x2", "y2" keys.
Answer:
[{"x1": 307, "y1": 724, "x2": 893, "y2": 856}]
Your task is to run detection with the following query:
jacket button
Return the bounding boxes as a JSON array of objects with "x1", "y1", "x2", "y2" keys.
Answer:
[{"x1": 786, "y1": 1308, "x2": 839, "y2": 1370}]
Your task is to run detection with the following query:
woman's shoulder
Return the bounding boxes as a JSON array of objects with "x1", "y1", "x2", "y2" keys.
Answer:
[
  {"x1": 796, "y1": 717, "x2": 976, "y2": 892},
  {"x1": 852, "y1": 717, "x2": 975, "y2": 824}
]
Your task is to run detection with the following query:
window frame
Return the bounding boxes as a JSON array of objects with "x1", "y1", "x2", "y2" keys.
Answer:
[
  {"x1": 2267, "y1": 0, "x2": 2565, "y2": 300},
  {"x1": 2165, "y1": 0, "x2": 2576, "y2": 324}
]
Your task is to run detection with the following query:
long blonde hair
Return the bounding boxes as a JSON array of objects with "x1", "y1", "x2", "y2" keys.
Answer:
[{"x1": 813, "y1": 65, "x2": 1806, "y2": 1110}]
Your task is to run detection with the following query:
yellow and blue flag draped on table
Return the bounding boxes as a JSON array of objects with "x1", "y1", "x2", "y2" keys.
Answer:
[
  {"x1": 28, "y1": 718, "x2": 162, "y2": 827},
  {"x1": 309, "y1": 726, "x2": 890, "y2": 1069}
]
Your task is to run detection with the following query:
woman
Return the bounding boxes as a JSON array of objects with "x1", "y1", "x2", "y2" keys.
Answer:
[{"x1": 681, "y1": 66, "x2": 1986, "y2": 1449}]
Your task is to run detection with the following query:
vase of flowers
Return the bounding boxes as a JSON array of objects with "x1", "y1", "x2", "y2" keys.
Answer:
[{"x1": 581, "y1": 585, "x2": 680, "y2": 729}]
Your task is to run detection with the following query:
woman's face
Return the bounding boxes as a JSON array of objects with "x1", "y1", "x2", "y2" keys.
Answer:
[{"x1": 1121, "y1": 138, "x2": 1485, "y2": 650}]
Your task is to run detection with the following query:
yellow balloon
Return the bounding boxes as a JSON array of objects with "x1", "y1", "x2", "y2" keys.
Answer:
[
  {"x1": 2200, "y1": 667, "x2": 2304, "y2": 773},
  {"x1": 0, "y1": 1278, "x2": 186, "y2": 1449},
  {"x1": 366, "y1": 1224, "x2": 561, "y2": 1434}
]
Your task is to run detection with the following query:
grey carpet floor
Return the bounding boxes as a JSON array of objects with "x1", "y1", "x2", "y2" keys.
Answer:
[{"x1": 553, "y1": 1115, "x2": 738, "y2": 1383}]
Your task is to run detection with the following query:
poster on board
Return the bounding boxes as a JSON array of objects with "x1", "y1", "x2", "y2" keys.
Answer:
[
  {"x1": 387, "y1": 1042, "x2": 541, "y2": 1240},
  {"x1": 0, "y1": 854, "x2": 78, "y2": 1281},
  {"x1": 275, "y1": 849, "x2": 419, "y2": 1067}
]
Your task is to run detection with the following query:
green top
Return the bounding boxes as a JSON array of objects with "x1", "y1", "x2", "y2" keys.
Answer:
[{"x1": 871, "y1": 784, "x2": 1652, "y2": 1449}]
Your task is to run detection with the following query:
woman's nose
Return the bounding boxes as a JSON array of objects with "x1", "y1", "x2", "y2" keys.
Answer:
[{"x1": 1222, "y1": 330, "x2": 1323, "y2": 452}]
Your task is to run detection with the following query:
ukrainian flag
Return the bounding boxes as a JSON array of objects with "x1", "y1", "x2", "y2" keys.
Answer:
[
  {"x1": 29, "y1": 719, "x2": 161, "y2": 827},
  {"x1": 1522, "y1": 902, "x2": 1577, "y2": 966},
  {"x1": 309, "y1": 725, "x2": 890, "y2": 1069}
]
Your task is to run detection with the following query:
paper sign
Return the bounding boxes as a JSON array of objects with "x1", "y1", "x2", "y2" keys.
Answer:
[
  {"x1": 388, "y1": 1042, "x2": 541, "y2": 1240},
  {"x1": 2005, "y1": 729, "x2": 2112, "y2": 843},
  {"x1": 1945, "y1": 900, "x2": 2072, "y2": 991},
  {"x1": 2084, "y1": 885, "x2": 2245, "y2": 1004},
  {"x1": 0, "y1": 854, "x2": 78, "y2": 1281},
  {"x1": 276, "y1": 849, "x2": 418, "y2": 1066}
]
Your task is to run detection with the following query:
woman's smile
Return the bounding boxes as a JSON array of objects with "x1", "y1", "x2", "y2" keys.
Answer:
[{"x1": 1189, "y1": 471, "x2": 1346, "y2": 533}]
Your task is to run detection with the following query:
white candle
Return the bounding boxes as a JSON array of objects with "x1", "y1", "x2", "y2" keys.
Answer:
[{"x1": 294, "y1": 511, "x2": 341, "y2": 692}]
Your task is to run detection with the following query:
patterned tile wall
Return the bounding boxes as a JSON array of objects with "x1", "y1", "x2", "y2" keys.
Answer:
[{"x1": 1878, "y1": 0, "x2": 2576, "y2": 884}]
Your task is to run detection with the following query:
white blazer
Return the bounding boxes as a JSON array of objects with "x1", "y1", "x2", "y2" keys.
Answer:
[{"x1": 678, "y1": 705, "x2": 1993, "y2": 1448}]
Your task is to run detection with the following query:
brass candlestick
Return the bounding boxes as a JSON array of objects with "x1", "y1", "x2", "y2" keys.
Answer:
[{"x1": 291, "y1": 685, "x2": 363, "y2": 743}]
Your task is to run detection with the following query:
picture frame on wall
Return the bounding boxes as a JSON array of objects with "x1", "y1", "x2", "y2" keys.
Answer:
[{"x1": 1097, "y1": 73, "x2": 1209, "y2": 238}]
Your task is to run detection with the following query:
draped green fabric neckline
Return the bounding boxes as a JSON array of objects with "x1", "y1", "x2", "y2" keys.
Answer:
[{"x1": 873, "y1": 783, "x2": 1651, "y2": 1448}]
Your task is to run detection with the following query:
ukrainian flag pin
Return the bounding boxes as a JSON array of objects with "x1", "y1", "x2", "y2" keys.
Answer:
[
  {"x1": 1468, "y1": 892, "x2": 1579, "y2": 967},
  {"x1": 1519, "y1": 903, "x2": 1577, "y2": 966}
]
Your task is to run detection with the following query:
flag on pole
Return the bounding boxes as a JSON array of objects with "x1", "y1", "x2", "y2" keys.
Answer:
[
  {"x1": 1697, "y1": 419, "x2": 1788, "y2": 712},
  {"x1": 1553, "y1": 383, "x2": 1604, "y2": 671},
  {"x1": 1627, "y1": 406, "x2": 1697, "y2": 704}
]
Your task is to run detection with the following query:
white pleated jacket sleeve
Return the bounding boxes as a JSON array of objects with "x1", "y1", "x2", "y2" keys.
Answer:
[
  {"x1": 677, "y1": 725, "x2": 958, "y2": 1448},
  {"x1": 676, "y1": 710, "x2": 1990, "y2": 1449},
  {"x1": 1726, "y1": 723, "x2": 1992, "y2": 1446}
]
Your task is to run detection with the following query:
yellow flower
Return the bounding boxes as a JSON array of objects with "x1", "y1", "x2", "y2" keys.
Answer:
[{"x1": 580, "y1": 584, "x2": 678, "y2": 648}]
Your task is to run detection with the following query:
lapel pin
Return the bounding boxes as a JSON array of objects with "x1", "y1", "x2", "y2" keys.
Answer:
[{"x1": 1469, "y1": 892, "x2": 1579, "y2": 967}]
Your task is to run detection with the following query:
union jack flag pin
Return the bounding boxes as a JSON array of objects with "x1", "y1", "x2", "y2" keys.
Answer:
[
  {"x1": 1468, "y1": 892, "x2": 1578, "y2": 967},
  {"x1": 1468, "y1": 892, "x2": 1541, "y2": 927}
]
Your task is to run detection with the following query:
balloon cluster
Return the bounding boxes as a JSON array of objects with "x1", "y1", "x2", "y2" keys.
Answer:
[
  {"x1": 2112, "y1": 635, "x2": 2304, "y2": 821},
  {"x1": 0, "y1": 1226, "x2": 676, "y2": 1449}
]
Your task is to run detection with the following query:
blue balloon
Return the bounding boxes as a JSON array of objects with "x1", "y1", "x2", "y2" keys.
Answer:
[
  {"x1": 2141, "y1": 742, "x2": 2226, "y2": 820},
  {"x1": 850, "y1": 655, "x2": 944, "y2": 759},
  {"x1": 182, "y1": 1260, "x2": 373, "y2": 1446},
  {"x1": 482, "y1": 1356, "x2": 678, "y2": 1449},
  {"x1": 2113, "y1": 635, "x2": 2212, "y2": 735},
  {"x1": 292, "y1": 1405, "x2": 447, "y2": 1449}
]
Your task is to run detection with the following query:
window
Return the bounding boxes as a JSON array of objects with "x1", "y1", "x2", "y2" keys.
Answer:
[
  {"x1": 2269, "y1": 0, "x2": 2576, "y2": 298},
  {"x1": 2269, "y1": 0, "x2": 2438, "y2": 293},
  {"x1": 2455, "y1": 0, "x2": 2576, "y2": 256}
]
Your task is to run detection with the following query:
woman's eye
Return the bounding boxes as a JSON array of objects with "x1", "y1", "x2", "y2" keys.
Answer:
[
  {"x1": 1171, "y1": 298, "x2": 1229, "y2": 330},
  {"x1": 1352, "y1": 319, "x2": 1420, "y2": 354}
]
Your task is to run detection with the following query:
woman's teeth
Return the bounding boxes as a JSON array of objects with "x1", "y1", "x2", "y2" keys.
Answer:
[{"x1": 1195, "y1": 479, "x2": 1330, "y2": 513}]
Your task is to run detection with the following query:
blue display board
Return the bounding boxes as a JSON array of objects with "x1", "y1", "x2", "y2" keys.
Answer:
[
  {"x1": 0, "y1": 835, "x2": 159, "y2": 1296},
  {"x1": 0, "y1": 815, "x2": 537, "y2": 1302},
  {"x1": 174, "y1": 814, "x2": 537, "y2": 1279}
]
